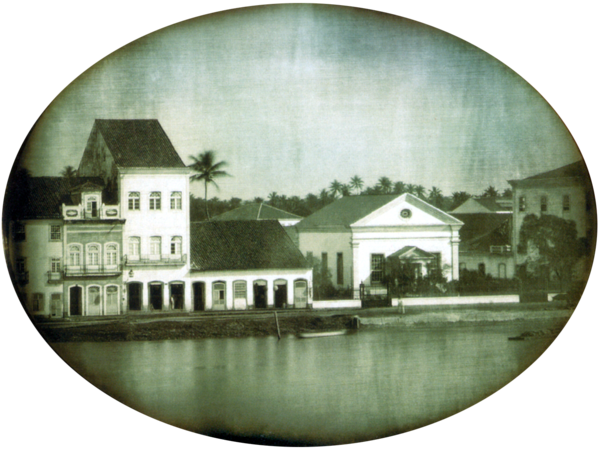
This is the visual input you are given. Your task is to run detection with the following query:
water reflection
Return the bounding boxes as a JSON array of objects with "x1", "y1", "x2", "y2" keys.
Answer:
[{"x1": 52, "y1": 322, "x2": 555, "y2": 445}]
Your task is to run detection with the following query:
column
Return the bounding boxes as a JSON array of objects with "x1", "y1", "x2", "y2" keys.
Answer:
[
  {"x1": 451, "y1": 234, "x2": 460, "y2": 281},
  {"x1": 266, "y1": 279, "x2": 274, "y2": 308},
  {"x1": 163, "y1": 283, "x2": 170, "y2": 310},
  {"x1": 351, "y1": 241, "x2": 361, "y2": 299},
  {"x1": 184, "y1": 281, "x2": 192, "y2": 312},
  {"x1": 142, "y1": 282, "x2": 149, "y2": 312}
]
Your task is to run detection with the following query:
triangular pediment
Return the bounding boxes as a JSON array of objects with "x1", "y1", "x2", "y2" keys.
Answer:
[{"x1": 351, "y1": 194, "x2": 463, "y2": 228}]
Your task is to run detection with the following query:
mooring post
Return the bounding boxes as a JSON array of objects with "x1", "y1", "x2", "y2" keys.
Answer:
[{"x1": 274, "y1": 311, "x2": 281, "y2": 340}]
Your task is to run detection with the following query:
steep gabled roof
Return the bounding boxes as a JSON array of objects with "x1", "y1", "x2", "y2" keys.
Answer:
[
  {"x1": 212, "y1": 202, "x2": 302, "y2": 222},
  {"x1": 296, "y1": 195, "x2": 399, "y2": 229},
  {"x1": 190, "y1": 220, "x2": 309, "y2": 271},
  {"x1": 94, "y1": 119, "x2": 186, "y2": 168},
  {"x1": 8, "y1": 177, "x2": 104, "y2": 220}
]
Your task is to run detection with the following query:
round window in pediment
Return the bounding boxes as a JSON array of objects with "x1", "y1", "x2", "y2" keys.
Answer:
[{"x1": 400, "y1": 208, "x2": 412, "y2": 219}]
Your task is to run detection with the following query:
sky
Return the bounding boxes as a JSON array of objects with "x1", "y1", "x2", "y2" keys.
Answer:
[{"x1": 19, "y1": 3, "x2": 582, "y2": 201}]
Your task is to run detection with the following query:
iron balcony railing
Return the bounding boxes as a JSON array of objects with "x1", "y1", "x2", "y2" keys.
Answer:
[
  {"x1": 63, "y1": 264, "x2": 123, "y2": 277},
  {"x1": 124, "y1": 254, "x2": 187, "y2": 266}
]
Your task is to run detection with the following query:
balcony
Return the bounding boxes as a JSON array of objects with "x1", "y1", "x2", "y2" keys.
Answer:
[
  {"x1": 124, "y1": 254, "x2": 187, "y2": 267},
  {"x1": 490, "y1": 245, "x2": 512, "y2": 254},
  {"x1": 63, "y1": 264, "x2": 123, "y2": 277},
  {"x1": 47, "y1": 271, "x2": 62, "y2": 283},
  {"x1": 62, "y1": 204, "x2": 121, "y2": 221}
]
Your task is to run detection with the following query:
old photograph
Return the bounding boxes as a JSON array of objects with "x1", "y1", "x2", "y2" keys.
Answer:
[{"x1": 2, "y1": 1, "x2": 598, "y2": 449}]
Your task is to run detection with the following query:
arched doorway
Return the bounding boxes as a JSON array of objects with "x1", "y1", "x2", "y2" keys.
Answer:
[
  {"x1": 69, "y1": 285, "x2": 82, "y2": 316},
  {"x1": 170, "y1": 282, "x2": 184, "y2": 310},
  {"x1": 128, "y1": 282, "x2": 142, "y2": 311},
  {"x1": 253, "y1": 280, "x2": 268, "y2": 309},
  {"x1": 149, "y1": 282, "x2": 163, "y2": 311},
  {"x1": 193, "y1": 282, "x2": 205, "y2": 311},
  {"x1": 274, "y1": 279, "x2": 287, "y2": 308}
]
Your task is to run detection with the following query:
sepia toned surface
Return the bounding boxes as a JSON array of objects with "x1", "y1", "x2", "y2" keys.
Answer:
[{"x1": 3, "y1": 2, "x2": 595, "y2": 443}]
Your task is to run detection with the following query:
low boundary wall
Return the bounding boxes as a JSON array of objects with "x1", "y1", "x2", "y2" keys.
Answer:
[
  {"x1": 312, "y1": 299, "x2": 362, "y2": 309},
  {"x1": 392, "y1": 295, "x2": 520, "y2": 307}
]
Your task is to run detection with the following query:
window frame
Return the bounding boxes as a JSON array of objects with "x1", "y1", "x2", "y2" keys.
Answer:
[
  {"x1": 32, "y1": 293, "x2": 44, "y2": 312},
  {"x1": 233, "y1": 280, "x2": 247, "y2": 300},
  {"x1": 170, "y1": 191, "x2": 182, "y2": 210},
  {"x1": 50, "y1": 257, "x2": 61, "y2": 273},
  {"x1": 150, "y1": 236, "x2": 162, "y2": 258},
  {"x1": 128, "y1": 192, "x2": 140, "y2": 211},
  {"x1": 68, "y1": 244, "x2": 82, "y2": 267},
  {"x1": 170, "y1": 236, "x2": 182, "y2": 256},
  {"x1": 105, "y1": 243, "x2": 119, "y2": 266},
  {"x1": 128, "y1": 237, "x2": 140, "y2": 259},
  {"x1": 13, "y1": 222, "x2": 25, "y2": 242},
  {"x1": 336, "y1": 252, "x2": 344, "y2": 285},
  {"x1": 563, "y1": 194, "x2": 570, "y2": 212},
  {"x1": 16, "y1": 258, "x2": 26, "y2": 274},
  {"x1": 371, "y1": 253, "x2": 385, "y2": 284},
  {"x1": 86, "y1": 243, "x2": 101, "y2": 266},
  {"x1": 540, "y1": 195, "x2": 548, "y2": 213},
  {"x1": 149, "y1": 192, "x2": 162, "y2": 211},
  {"x1": 49, "y1": 224, "x2": 62, "y2": 241}
]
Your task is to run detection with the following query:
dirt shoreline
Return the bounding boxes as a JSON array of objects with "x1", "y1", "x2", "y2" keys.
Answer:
[{"x1": 36, "y1": 304, "x2": 573, "y2": 343}]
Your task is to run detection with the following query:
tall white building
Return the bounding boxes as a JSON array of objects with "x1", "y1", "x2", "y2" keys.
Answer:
[{"x1": 6, "y1": 119, "x2": 313, "y2": 317}]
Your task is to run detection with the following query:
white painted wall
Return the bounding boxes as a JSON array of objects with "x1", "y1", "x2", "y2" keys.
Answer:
[
  {"x1": 119, "y1": 171, "x2": 190, "y2": 263},
  {"x1": 9, "y1": 220, "x2": 63, "y2": 316},
  {"x1": 190, "y1": 268, "x2": 313, "y2": 311}
]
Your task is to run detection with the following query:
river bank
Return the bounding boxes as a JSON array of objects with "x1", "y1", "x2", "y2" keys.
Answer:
[{"x1": 35, "y1": 302, "x2": 573, "y2": 343}]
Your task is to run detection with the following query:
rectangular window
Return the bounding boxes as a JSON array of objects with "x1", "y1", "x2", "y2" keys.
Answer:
[
  {"x1": 321, "y1": 252, "x2": 328, "y2": 278},
  {"x1": 170, "y1": 236, "x2": 182, "y2": 255},
  {"x1": 129, "y1": 237, "x2": 140, "y2": 257},
  {"x1": 13, "y1": 223, "x2": 25, "y2": 241},
  {"x1": 540, "y1": 196, "x2": 547, "y2": 213},
  {"x1": 150, "y1": 237, "x2": 161, "y2": 256},
  {"x1": 32, "y1": 293, "x2": 44, "y2": 312},
  {"x1": 170, "y1": 192, "x2": 182, "y2": 210},
  {"x1": 128, "y1": 192, "x2": 140, "y2": 210},
  {"x1": 337, "y1": 252, "x2": 344, "y2": 285},
  {"x1": 518, "y1": 196, "x2": 526, "y2": 212},
  {"x1": 371, "y1": 254, "x2": 385, "y2": 284},
  {"x1": 50, "y1": 258, "x2": 61, "y2": 273},
  {"x1": 50, "y1": 225, "x2": 61, "y2": 241},
  {"x1": 16, "y1": 258, "x2": 26, "y2": 274},
  {"x1": 563, "y1": 195, "x2": 570, "y2": 211},
  {"x1": 149, "y1": 192, "x2": 161, "y2": 210}
]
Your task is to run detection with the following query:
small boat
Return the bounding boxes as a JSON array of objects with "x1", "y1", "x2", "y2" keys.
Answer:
[{"x1": 297, "y1": 329, "x2": 349, "y2": 339}]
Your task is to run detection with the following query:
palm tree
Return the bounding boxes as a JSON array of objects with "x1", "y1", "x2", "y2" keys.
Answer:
[
  {"x1": 61, "y1": 165, "x2": 77, "y2": 179},
  {"x1": 340, "y1": 184, "x2": 351, "y2": 197},
  {"x1": 268, "y1": 192, "x2": 278, "y2": 206},
  {"x1": 349, "y1": 175, "x2": 364, "y2": 195},
  {"x1": 414, "y1": 185, "x2": 426, "y2": 199},
  {"x1": 482, "y1": 185, "x2": 499, "y2": 198},
  {"x1": 329, "y1": 180, "x2": 344, "y2": 198},
  {"x1": 405, "y1": 184, "x2": 416, "y2": 195},
  {"x1": 377, "y1": 176, "x2": 392, "y2": 194},
  {"x1": 189, "y1": 150, "x2": 230, "y2": 220},
  {"x1": 451, "y1": 191, "x2": 472, "y2": 210},
  {"x1": 428, "y1": 186, "x2": 443, "y2": 207},
  {"x1": 393, "y1": 181, "x2": 406, "y2": 195}
]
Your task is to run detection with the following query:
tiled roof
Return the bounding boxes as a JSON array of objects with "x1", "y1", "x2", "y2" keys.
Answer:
[
  {"x1": 212, "y1": 203, "x2": 302, "y2": 221},
  {"x1": 8, "y1": 177, "x2": 104, "y2": 220},
  {"x1": 453, "y1": 213, "x2": 510, "y2": 251},
  {"x1": 95, "y1": 119, "x2": 186, "y2": 168},
  {"x1": 297, "y1": 194, "x2": 462, "y2": 229},
  {"x1": 296, "y1": 195, "x2": 399, "y2": 229},
  {"x1": 525, "y1": 160, "x2": 586, "y2": 180},
  {"x1": 190, "y1": 220, "x2": 309, "y2": 271},
  {"x1": 451, "y1": 197, "x2": 511, "y2": 214}
]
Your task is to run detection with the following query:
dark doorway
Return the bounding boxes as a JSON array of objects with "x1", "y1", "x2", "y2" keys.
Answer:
[
  {"x1": 170, "y1": 283, "x2": 184, "y2": 310},
  {"x1": 69, "y1": 286, "x2": 82, "y2": 316},
  {"x1": 193, "y1": 282, "x2": 205, "y2": 311},
  {"x1": 150, "y1": 283, "x2": 163, "y2": 310},
  {"x1": 274, "y1": 280, "x2": 287, "y2": 308},
  {"x1": 254, "y1": 281, "x2": 268, "y2": 309},
  {"x1": 128, "y1": 283, "x2": 142, "y2": 311}
]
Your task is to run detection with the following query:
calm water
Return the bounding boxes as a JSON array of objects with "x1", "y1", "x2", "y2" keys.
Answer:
[{"x1": 52, "y1": 322, "x2": 556, "y2": 445}]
